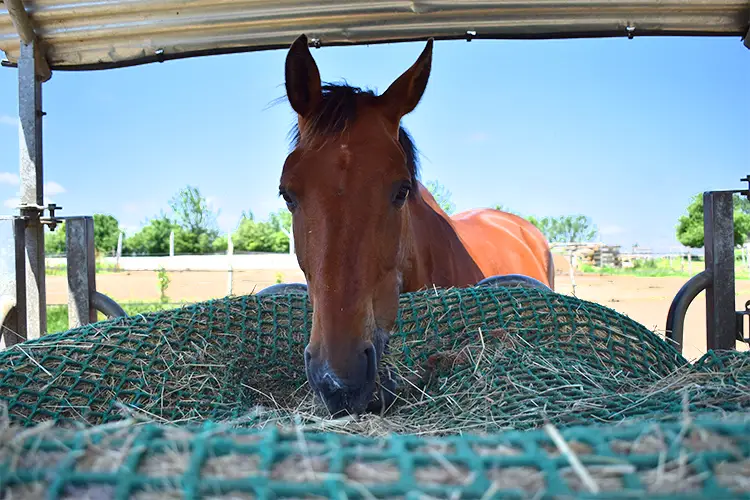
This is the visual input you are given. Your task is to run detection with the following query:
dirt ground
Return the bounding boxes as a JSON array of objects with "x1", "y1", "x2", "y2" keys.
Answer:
[{"x1": 45, "y1": 269, "x2": 750, "y2": 362}]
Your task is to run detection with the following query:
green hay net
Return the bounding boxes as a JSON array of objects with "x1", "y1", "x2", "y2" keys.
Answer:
[{"x1": 1, "y1": 286, "x2": 749, "y2": 498}]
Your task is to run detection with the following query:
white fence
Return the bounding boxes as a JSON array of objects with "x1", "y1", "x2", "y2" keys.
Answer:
[{"x1": 46, "y1": 253, "x2": 302, "y2": 272}]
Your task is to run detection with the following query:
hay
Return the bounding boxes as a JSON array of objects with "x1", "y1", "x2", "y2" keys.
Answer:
[
  {"x1": 217, "y1": 331, "x2": 750, "y2": 438},
  {"x1": 1, "y1": 414, "x2": 749, "y2": 499},
  {"x1": 1, "y1": 286, "x2": 697, "y2": 429},
  {"x1": 1, "y1": 286, "x2": 750, "y2": 497}
]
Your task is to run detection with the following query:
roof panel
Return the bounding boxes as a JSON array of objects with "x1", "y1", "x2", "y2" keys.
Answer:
[{"x1": 1, "y1": 0, "x2": 749, "y2": 71}]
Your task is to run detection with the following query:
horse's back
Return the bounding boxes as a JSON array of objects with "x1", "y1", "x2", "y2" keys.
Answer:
[{"x1": 450, "y1": 208, "x2": 553, "y2": 288}]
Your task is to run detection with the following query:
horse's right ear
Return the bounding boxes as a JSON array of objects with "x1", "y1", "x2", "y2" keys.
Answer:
[{"x1": 285, "y1": 34, "x2": 322, "y2": 117}]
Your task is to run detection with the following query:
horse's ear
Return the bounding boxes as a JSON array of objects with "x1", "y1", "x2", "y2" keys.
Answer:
[
  {"x1": 285, "y1": 34, "x2": 322, "y2": 117},
  {"x1": 379, "y1": 39, "x2": 433, "y2": 126}
]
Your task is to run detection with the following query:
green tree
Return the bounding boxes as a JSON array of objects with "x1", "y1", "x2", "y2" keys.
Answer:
[
  {"x1": 676, "y1": 193, "x2": 750, "y2": 248},
  {"x1": 268, "y1": 209, "x2": 292, "y2": 233},
  {"x1": 232, "y1": 210, "x2": 290, "y2": 253},
  {"x1": 734, "y1": 195, "x2": 750, "y2": 216},
  {"x1": 493, "y1": 204, "x2": 520, "y2": 216},
  {"x1": 170, "y1": 186, "x2": 218, "y2": 234},
  {"x1": 44, "y1": 223, "x2": 66, "y2": 256},
  {"x1": 123, "y1": 215, "x2": 179, "y2": 256},
  {"x1": 44, "y1": 213, "x2": 123, "y2": 256},
  {"x1": 93, "y1": 214, "x2": 122, "y2": 256},
  {"x1": 212, "y1": 235, "x2": 229, "y2": 253},
  {"x1": 424, "y1": 180, "x2": 456, "y2": 215},
  {"x1": 526, "y1": 215, "x2": 598, "y2": 243},
  {"x1": 168, "y1": 186, "x2": 220, "y2": 254}
]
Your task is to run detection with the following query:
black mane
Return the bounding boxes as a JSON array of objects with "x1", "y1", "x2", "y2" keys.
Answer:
[{"x1": 288, "y1": 83, "x2": 420, "y2": 188}]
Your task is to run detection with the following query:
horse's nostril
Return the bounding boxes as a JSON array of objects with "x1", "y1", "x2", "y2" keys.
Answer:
[{"x1": 363, "y1": 342, "x2": 377, "y2": 382}]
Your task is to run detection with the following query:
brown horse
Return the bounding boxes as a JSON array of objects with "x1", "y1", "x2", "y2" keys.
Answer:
[{"x1": 278, "y1": 34, "x2": 554, "y2": 416}]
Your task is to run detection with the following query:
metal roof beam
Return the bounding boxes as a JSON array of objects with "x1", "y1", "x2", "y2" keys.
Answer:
[{"x1": 3, "y1": 0, "x2": 50, "y2": 81}]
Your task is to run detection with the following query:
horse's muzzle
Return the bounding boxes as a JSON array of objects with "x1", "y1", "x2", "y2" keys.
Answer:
[{"x1": 304, "y1": 341, "x2": 378, "y2": 416}]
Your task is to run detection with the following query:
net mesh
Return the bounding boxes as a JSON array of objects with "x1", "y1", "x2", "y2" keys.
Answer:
[
  {"x1": 1, "y1": 286, "x2": 749, "y2": 498},
  {"x1": 1, "y1": 415, "x2": 749, "y2": 499}
]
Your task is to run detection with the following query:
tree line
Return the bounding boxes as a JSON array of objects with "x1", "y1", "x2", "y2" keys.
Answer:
[
  {"x1": 45, "y1": 186, "x2": 293, "y2": 257},
  {"x1": 47, "y1": 182, "x2": 744, "y2": 257},
  {"x1": 427, "y1": 180, "x2": 598, "y2": 243}
]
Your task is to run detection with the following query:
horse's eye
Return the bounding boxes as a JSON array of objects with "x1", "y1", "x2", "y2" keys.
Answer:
[
  {"x1": 280, "y1": 189, "x2": 298, "y2": 211},
  {"x1": 393, "y1": 182, "x2": 411, "y2": 208}
]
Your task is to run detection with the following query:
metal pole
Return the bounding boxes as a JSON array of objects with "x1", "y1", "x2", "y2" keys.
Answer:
[
  {"x1": 66, "y1": 217, "x2": 97, "y2": 329},
  {"x1": 227, "y1": 231, "x2": 234, "y2": 296},
  {"x1": 665, "y1": 270, "x2": 712, "y2": 353},
  {"x1": 3, "y1": 0, "x2": 51, "y2": 82},
  {"x1": 282, "y1": 227, "x2": 294, "y2": 255},
  {"x1": 2, "y1": 218, "x2": 28, "y2": 347},
  {"x1": 116, "y1": 232, "x2": 123, "y2": 268},
  {"x1": 18, "y1": 40, "x2": 46, "y2": 339},
  {"x1": 90, "y1": 291, "x2": 126, "y2": 319},
  {"x1": 703, "y1": 191, "x2": 736, "y2": 351}
]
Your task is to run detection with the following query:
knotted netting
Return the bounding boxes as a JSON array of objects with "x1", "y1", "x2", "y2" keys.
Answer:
[{"x1": 1, "y1": 286, "x2": 749, "y2": 498}]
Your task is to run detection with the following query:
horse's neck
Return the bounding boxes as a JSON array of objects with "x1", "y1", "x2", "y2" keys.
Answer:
[{"x1": 400, "y1": 186, "x2": 484, "y2": 291}]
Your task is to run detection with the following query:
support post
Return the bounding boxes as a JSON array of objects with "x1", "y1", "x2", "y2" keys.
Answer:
[
  {"x1": 115, "y1": 232, "x2": 123, "y2": 269},
  {"x1": 227, "y1": 231, "x2": 234, "y2": 296},
  {"x1": 2, "y1": 218, "x2": 28, "y2": 347},
  {"x1": 703, "y1": 191, "x2": 736, "y2": 351},
  {"x1": 66, "y1": 217, "x2": 97, "y2": 329},
  {"x1": 281, "y1": 227, "x2": 294, "y2": 255},
  {"x1": 18, "y1": 40, "x2": 46, "y2": 339},
  {"x1": 4, "y1": 0, "x2": 51, "y2": 82}
]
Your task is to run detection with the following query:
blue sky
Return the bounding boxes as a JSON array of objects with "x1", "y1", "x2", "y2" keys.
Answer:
[{"x1": 0, "y1": 35, "x2": 747, "y2": 252}]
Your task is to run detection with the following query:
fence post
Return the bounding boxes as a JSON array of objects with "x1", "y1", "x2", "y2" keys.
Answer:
[
  {"x1": 227, "y1": 231, "x2": 234, "y2": 296},
  {"x1": 115, "y1": 232, "x2": 123, "y2": 269},
  {"x1": 66, "y1": 217, "x2": 97, "y2": 329},
  {"x1": 569, "y1": 248, "x2": 577, "y2": 297},
  {"x1": 18, "y1": 40, "x2": 47, "y2": 339},
  {"x1": 281, "y1": 227, "x2": 294, "y2": 255}
]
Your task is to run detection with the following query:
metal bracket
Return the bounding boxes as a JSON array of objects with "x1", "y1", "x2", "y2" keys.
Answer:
[
  {"x1": 40, "y1": 203, "x2": 62, "y2": 230},
  {"x1": 736, "y1": 300, "x2": 750, "y2": 344},
  {"x1": 66, "y1": 217, "x2": 127, "y2": 328},
  {"x1": 4, "y1": 0, "x2": 51, "y2": 81},
  {"x1": 16, "y1": 202, "x2": 63, "y2": 231},
  {"x1": 666, "y1": 175, "x2": 749, "y2": 354},
  {"x1": 665, "y1": 270, "x2": 712, "y2": 351}
]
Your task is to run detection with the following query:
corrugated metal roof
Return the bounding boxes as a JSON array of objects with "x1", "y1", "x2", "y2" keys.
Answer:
[{"x1": 1, "y1": 0, "x2": 749, "y2": 72}]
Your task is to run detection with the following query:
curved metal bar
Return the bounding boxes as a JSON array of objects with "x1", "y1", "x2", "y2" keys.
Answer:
[
  {"x1": 0, "y1": 295, "x2": 15, "y2": 330},
  {"x1": 256, "y1": 283, "x2": 309, "y2": 297},
  {"x1": 91, "y1": 291, "x2": 127, "y2": 319},
  {"x1": 665, "y1": 270, "x2": 712, "y2": 354},
  {"x1": 0, "y1": 296, "x2": 17, "y2": 347},
  {"x1": 476, "y1": 274, "x2": 551, "y2": 291}
]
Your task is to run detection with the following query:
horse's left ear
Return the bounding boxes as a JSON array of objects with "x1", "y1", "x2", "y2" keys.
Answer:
[{"x1": 379, "y1": 39, "x2": 434, "y2": 126}]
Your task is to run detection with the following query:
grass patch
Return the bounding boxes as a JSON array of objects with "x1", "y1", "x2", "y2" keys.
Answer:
[
  {"x1": 580, "y1": 257, "x2": 750, "y2": 280},
  {"x1": 45, "y1": 261, "x2": 121, "y2": 276},
  {"x1": 46, "y1": 301, "x2": 188, "y2": 335}
]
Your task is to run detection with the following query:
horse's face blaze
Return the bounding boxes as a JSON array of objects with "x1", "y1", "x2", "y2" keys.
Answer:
[{"x1": 279, "y1": 34, "x2": 433, "y2": 415}]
